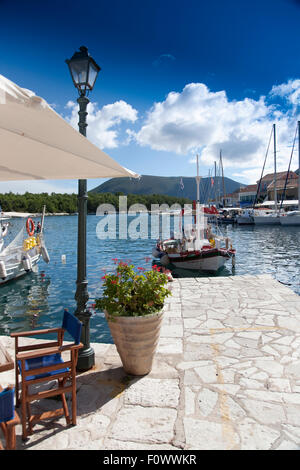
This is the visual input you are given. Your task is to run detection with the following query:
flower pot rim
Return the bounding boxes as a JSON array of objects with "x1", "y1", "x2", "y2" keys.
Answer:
[{"x1": 104, "y1": 309, "x2": 164, "y2": 320}]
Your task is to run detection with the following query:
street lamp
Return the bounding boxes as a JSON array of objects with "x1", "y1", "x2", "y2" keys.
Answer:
[{"x1": 66, "y1": 46, "x2": 101, "y2": 371}]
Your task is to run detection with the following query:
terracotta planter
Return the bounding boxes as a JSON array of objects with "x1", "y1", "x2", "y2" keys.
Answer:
[{"x1": 105, "y1": 310, "x2": 164, "y2": 375}]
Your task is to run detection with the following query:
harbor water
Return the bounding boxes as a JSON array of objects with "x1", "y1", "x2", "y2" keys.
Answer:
[{"x1": 0, "y1": 214, "x2": 299, "y2": 343}]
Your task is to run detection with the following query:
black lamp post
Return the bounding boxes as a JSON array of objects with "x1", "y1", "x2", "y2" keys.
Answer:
[{"x1": 66, "y1": 46, "x2": 101, "y2": 371}]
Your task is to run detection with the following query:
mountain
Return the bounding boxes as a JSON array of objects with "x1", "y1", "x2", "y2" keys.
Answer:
[{"x1": 90, "y1": 174, "x2": 245, "y2": 202}]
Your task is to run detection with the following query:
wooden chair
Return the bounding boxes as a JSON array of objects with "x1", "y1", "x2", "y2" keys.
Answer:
[
  {"x1": 0, "y1": 385, "x2": 20, "y2": 450},
  {"x1": 11, "y1": 310, "x2": 83, "y2": 440}
]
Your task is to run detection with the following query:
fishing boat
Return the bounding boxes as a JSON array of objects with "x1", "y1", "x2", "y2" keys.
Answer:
[
  {"x1": 152, "y1": 229, "x2": 235, "y2": 272},
  {"x1": 0, "y1": 207, "x2": 50, "y2": 285},
  {"x1": 152, "y1": 155, "x2": 236, "y2": 272},
  {"x1": 280, "y1": 121, "x2": 300, "y2": 226}
]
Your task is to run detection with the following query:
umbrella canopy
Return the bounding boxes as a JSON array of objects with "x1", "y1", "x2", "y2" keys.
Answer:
[{"x1": 0, "y1": 74, "x2": 138, "y2": 181}]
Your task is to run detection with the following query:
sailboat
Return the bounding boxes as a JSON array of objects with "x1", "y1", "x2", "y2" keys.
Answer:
[
  {"x1": 152, "y1": 155, "x2": 236, "y2": 272},
  {"x1": 0, "y1": 206, "x2": 50, "y2": 285},
  {"x1": 280, "y1": 121, "x2": 300, "y2": 226},
  {"x1": 253, "y1": 123, "x2": 281, "y2": 225}
]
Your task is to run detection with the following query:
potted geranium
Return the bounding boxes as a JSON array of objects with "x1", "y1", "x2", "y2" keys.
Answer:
[{"x1": 95, "y1": 261, "x2": 171, "y2": 375}]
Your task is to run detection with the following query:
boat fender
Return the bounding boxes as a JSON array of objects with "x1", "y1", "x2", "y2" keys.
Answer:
[
  {"x1": 160, "y1": 254, "x2": 170, "y2": 266},
  {"x1": 0, "y1": 260, "x2": 7, "y2": 280},
  {"x1": 1, "y1": 224, "x2": 8, "y2": 238},
  {"x1": 41, "y1": 245, "x2": 50, "y2": 264},
  {"x1": 22, "y1": 254, "x2": 32, "y2": 272},
  {"x1": 152, "y1": 247, "x2": 160, "y2": 258},
  {"x1": 26, "y1": 218, "x2": 35, "y2": 237}
]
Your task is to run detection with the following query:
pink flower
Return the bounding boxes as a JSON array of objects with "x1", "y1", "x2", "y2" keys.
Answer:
[{"x1": 137, "y1": 267, "x2": 145, "y2": 271}]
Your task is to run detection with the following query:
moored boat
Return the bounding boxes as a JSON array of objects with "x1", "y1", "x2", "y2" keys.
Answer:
[
  {"x1": 279, "y1": 121, "x2": 300, "y2": 226},
  {"x1": 0, "y1": 207, "x2": 50, "y2": 285},
  {"x1": 236, "y1": 209, "x2": 254, "y2": 225},
  {"x1": 152, "y1": 155, "x2": 236, "y2": 273},
  {"x1": 152, "y1": 233, "x2": 235, "y2": 272},
  {"x1": 280, "y1": 210, "x2": 300, "y2": 226}
]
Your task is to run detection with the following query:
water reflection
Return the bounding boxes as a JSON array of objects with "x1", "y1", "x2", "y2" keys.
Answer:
[{"x1": 0, "y1": 271, "x2": 51, "y2": 335}]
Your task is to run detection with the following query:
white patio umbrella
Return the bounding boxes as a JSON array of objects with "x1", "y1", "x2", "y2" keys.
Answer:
[
  {"x1": 0, "y1": 73, "x2": 139, "y2": 370},
  {"x1": 0, "y1": 74, "x2": 138, "y2": 181}
]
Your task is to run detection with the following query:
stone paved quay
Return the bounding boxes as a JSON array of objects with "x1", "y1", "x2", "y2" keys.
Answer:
[{"x1": 1, "y1": 274, "x2": 300, "y2": 450}]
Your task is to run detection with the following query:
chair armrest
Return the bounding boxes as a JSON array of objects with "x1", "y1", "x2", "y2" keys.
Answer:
[
  {"x1": 16, "y1": 346, "x2": 62, "y2": 361},
  {"x1": 60, "y1": 342, "x2": 83, "y2": 352},
  {"x1": 11, "y1": 327, "x2": 62, "y2": 338}
]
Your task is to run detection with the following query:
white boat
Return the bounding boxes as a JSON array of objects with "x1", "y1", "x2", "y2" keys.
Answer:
[
  {"x1": 152, "y1": 155, "x2": 236, "y2": 273},
  {"x1": 253, "y1": 210, "x2": 280, "y2": 225},
  {"x1": 280, "y1": 121, "x2": 300, "y2": 226},
  {"x1": 280, "y1": 210, "x2": 300, "y2": 226},
  {"x1": 236, "y1": 209, "x2": 254, "y2": 225},
  {"x1": 0, "y1": 207, "x2": 50, "y2": 285}
]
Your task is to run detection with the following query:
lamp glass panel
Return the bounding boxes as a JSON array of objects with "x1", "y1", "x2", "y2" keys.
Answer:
[
  {"x1": 87, "y1": 62, "x2": 99, "y2": 89},
  {"x1": 70, "y1": 59, "x2": 89, "y2": 86}
]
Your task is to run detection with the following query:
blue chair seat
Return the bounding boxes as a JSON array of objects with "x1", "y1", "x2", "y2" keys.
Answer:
[
  {"x1": 0, "y1": 387, "x2": 15, "y2": 423},
  {"x1": 18, "y1": 353, "x2": 69, "y2": 381}
]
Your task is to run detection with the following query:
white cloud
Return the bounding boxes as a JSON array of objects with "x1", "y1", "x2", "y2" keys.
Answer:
[
  {"x1": 65, "y1": 100, "x2": 138, "y2": 149},
  {"x1": 270, "y1": 79, "x2": 300, "y2": 108},
  {"x1": 133, "y1": 81, "x2": 300, "y2": 183}
]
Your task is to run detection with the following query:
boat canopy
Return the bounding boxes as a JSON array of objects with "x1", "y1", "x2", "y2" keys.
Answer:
[{"x1": 256, "y1": 200, "x2": 298, "y2": 208}]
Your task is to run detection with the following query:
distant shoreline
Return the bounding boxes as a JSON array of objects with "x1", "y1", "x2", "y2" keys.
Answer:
[
  {"x1": 2, "y1": 212, "x2": 76, "y2": 218},
  {"x1": 2, "y1": 210, "x2": 186, "y2": 218}
]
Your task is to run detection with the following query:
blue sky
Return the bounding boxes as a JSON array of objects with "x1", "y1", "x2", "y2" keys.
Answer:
[{"x1": 1, "y1": 0, "x2": 300, "y2": 193}]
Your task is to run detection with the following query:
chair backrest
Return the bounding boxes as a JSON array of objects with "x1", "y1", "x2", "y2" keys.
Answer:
[
  {"x1": 62, "y1": 310, "x2": 82, "y2": 345},
  {"x1": 0, "y1": 387, "x2": 14, "y2": 423}
]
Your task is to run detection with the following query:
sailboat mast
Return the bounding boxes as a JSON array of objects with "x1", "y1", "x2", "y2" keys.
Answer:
[
  {"x1": 214, "y1": 161, "x2": 217, "y2": 206},
  {"x1": 195, "y1": 154, "x2": 201, "y2": 246},
  {"x1": 220, "y1": 149, "x2": 226, "y2": 207},
  {"x1": 273, "y1": 123, "x2": 278, "y2": 213},
  {"x1": 298, "y1": 121, "x2": 300, "y2": 211},
  {"x1": 196, "y1": 154, "x2": 201, "y2": 203}
]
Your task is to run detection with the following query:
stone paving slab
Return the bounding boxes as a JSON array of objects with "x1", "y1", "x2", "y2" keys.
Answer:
[{"x1": 1, "y1": 274, "x2": 300, "y2": 450}]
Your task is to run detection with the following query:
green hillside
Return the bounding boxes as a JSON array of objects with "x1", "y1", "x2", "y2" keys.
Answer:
[{"x1": 90, "y1": 174, "x2": 245, "y2": 202}]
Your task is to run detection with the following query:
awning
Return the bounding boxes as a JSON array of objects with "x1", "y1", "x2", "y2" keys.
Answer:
[{"x1": 0, "y1": 74, "x2": 139, "y2": 182}]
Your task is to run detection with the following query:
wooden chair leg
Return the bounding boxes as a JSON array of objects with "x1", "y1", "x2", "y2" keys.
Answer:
[
  {"x1": 21, "y1": 381, "x2": 28, "y2": 441},
  {"x1": 72, "y1": 377, "x2": 77, "y2": 426},
  {"x1": 0, "y1": 422, "x2": 7, "y2": 449},
  {"x1": 6, "y1": 423, "x2": 16, "y2": 450},
  {"x1": 15, "y1": 338, "x2": 20, "y2": 407},
  {"x1": 26, "y1": 402, "x2": 33, "y2": 435},
  {"x1": 0, "y1": 412, "x2": 20, "y2": 450},
  {"x1": 60, "y1": 379, "x2": 70, "y2": 425}
]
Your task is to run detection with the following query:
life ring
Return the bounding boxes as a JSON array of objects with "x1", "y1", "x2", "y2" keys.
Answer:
[{"x1": 26, "y1": 218, "x2": 35, "y2": 236}]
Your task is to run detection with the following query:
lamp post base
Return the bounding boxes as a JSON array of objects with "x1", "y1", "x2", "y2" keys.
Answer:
[{"x1": 76, "y1": 347, "x2": 95, "y2": 371}]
